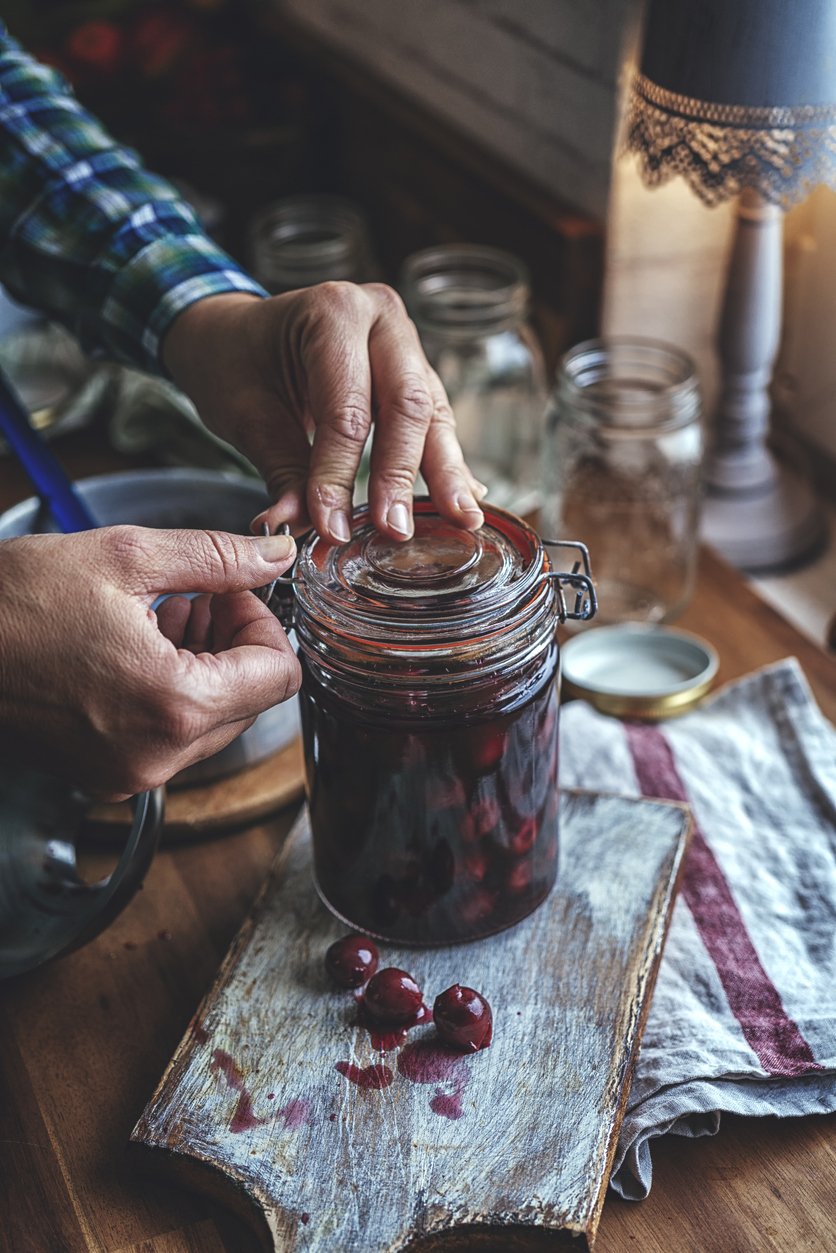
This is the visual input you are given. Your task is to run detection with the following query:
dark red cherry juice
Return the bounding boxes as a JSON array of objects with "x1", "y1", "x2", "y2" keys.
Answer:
[
  {"x1": 293, "y1": 501, "x2": 570, "y2": 946},
  {"x1": 300, "y1": 653, "x2": 559, "y2": 944}
]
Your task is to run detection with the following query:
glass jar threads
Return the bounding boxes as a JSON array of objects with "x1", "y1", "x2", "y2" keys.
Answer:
[
  {"x1": 543, "y1": 337, "x2": 703, "y2": 624},
  {"x1": 291, "y1": 500, "x2": 596, "y2": 946},
  {"x1": 400, "y1": 245, "x2": 547, "y2": 518},
  {"x1": 248, "y1": 194, "x2": 377, "y2": 293}
]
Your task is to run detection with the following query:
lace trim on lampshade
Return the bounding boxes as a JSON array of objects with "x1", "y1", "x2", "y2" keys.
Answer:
[{"x1": 625, "y1": 72, "x2": 836, "y2": 208}]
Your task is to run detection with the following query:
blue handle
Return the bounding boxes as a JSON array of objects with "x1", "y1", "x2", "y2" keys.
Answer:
[{"x1": 0, "y1": 367, "x2": 98, "y2": 532}]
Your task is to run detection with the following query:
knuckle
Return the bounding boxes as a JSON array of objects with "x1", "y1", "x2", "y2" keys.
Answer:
[
  {"x1": 314, "y1": 280, "x2": 365, "y2": 316},
  {"x1": 201, "y1": 529, "x2": 243, "y2": 578},
  {"x1": 431, "y1": 395, "x2": 457, "y2": 430},
  {"x1": 310, "y1": 480, "x2": 351, "y2": 511},
  {"x1": 102, "y1": 524, "x2": 151, "y2": 570},
  {"x1": 389, "y1": 374, "x2": 434, "y2": 429},
  {"x1": 328, "y1": 395, "x2": 371, "y2": 446},
  {"x1": 364, "y1": 282, "x2": 406, "y2": 317},
  {"x1": 147, "y1": 681, "x2": 204, "y2": 751},
  {"x1": 161, "y1": 701, "x2": 204, "y2": 751},
  {"x1": 375, "y1": 464, "x2": 419, "y2": 494}
]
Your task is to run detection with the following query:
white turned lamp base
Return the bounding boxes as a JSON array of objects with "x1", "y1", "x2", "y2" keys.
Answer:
[
  {"x1": 702, "y1": 190, "x2": 826, "y2": 574},
  {"x1": 701, "y1": 454, "x2": 826, "y2": 573}
]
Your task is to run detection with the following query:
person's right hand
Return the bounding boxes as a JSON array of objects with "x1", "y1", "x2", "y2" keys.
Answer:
[
  {"x1": 162, "y1": 284, "x2": 487, "y2": 545},
  {"x1": 0, "y1": 525, "x2": 300, "y2": 798}
]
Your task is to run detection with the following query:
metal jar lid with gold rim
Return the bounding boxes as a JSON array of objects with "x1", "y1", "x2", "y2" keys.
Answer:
[{"x1": 561, "y1": 624, "x2": 719, "y2": 720}]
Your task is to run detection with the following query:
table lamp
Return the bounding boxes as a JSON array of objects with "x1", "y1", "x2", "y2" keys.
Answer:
[{"x1": 624, "y1": 0, "x2": 836, "y2": 571}]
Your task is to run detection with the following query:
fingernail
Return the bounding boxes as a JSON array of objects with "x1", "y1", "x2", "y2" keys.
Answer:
[
  {"x1": 254, "y1": 534, "x2": 295, "y2": 561},
  {"x1": 250, "y1": 511, "x2": 268, "y2": 532},
  {"x1": 330, "y1": 510, "x2": 352, "y2": 543},
  {"x1": 457, "y1": 493, "x2": 484, "y2": 524},
  {"x1": 472, "y1": 481, "x2": 489, "y2": 500},
  {"x1": 387, "y1": 502, "x2": 413, "y2": 537}
]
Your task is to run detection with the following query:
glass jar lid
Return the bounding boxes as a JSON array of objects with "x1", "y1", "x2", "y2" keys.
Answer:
[
  {"x1": 287, "y1": 500, "x2": 596, "y2": 704},
  {"x1": 300, "y1": 501, "x2": 542, "y2": 624}
]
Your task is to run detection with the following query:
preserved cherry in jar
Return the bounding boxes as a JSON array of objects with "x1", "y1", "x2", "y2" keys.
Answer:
[{"x1": 292, "y1": 501, "x2": 595, "y2": 945}]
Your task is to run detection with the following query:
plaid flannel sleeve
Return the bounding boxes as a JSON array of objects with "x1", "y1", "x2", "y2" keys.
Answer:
[{"x1": 0, "y1": 25, "x2": 266, "y2": 375}]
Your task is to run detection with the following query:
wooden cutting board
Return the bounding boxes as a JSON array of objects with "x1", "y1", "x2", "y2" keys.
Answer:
[{"x1": 132, "y1": 789, "x2": 690, "y2": 1250}]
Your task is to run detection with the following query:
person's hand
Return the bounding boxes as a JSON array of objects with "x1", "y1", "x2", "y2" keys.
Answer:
[
  {"x1": 162, "y1": 284, "x2": 487, "y2": 544},
  {"x1": 0, "y1": 527, "x2": 300, "y2": 798}
]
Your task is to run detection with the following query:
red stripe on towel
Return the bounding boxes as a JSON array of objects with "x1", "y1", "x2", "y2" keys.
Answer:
[{"x1": 625, "y1": 722, "x2": 821, "y2": 1077}]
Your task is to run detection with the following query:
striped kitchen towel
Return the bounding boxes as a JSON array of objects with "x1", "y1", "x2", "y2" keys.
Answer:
[{"x1": 559, "y1": 657, "x2": 836, "y2": 1199}]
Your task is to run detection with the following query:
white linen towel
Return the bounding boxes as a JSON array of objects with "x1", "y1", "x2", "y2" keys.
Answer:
[{"x1": 559, "y1": 657, "x2": 836, "y2": 1199}]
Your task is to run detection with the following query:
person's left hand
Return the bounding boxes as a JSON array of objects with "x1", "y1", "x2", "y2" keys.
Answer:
[{"x1": 162, "y1": 284, "x2": 486, "y2": 545}]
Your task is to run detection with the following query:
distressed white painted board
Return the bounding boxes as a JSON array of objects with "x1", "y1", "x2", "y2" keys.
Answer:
[{"x1": 132, "y1": 790, "x2": 690, "y2": 1250}]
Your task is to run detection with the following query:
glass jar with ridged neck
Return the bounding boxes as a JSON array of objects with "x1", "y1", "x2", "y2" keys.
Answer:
[
  {"x1": 400, "y1": 245, "x2": 547, "y2": 519},
  {"x1": 248, "y1": 194, "x2": 377, "y2": 293},
  {"x1": 290, "y1": 499, "x2": 596, "y2": 945},
  {"x1": 543, "y1": 337, "x2": 703, "y2": 624}
]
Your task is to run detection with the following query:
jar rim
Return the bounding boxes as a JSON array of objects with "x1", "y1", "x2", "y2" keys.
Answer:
[
  {"x1": 400, "y1": 244, "x2": 530, "y2": 335},
  {"x1": 249, "y1": 195, "x2": 371, "y2": 287},
  {"x1": 556, "y1": 336, "x2": 701, "y2": 434}
]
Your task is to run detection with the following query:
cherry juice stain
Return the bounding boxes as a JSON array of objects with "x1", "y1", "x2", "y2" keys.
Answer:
[
  {"x1": 211, "y1": 1049, "x2": 266, "y2": 1133},
  {"x1": 276, "y1": 1097, "x2": 312, "y2": 1129},
  {"x1": 398, "y1": 1039, "x2": 471, "y2": 1121},
  {"x1": 210, "y1": 1049, "x2": 312, "y2": 1134},
  {"x1": 335, "y1": 1061, "x2": 394, "y2": 1090}
]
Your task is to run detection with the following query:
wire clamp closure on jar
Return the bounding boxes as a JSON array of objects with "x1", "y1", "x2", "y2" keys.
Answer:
[
  {"x1": 257, "y1": 522, "x2": 597, "y2": 628},
  {"x1": 541, "y1": 539, "x2": 598, "y2": 622}
]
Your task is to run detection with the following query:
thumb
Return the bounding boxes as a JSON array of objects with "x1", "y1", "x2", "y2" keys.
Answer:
[{"x1": 101, "y1": 525, "x2": 296, "y2": 596}]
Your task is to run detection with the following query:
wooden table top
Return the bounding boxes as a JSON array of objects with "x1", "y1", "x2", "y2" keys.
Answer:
[{"x1": 1, "y1": 435, "x2": 834, "y2": 1252}]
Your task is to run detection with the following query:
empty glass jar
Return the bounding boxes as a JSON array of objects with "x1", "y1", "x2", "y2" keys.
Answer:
[
  {"x1": 248, "y1": 194, "x2": 377, "y2": 292},
  {"x1": 400, "y1": 245, "x2": 547, "y2": 518},
  {"x1": 542, "y1": 337, "x2": 703, "y2": 624}
]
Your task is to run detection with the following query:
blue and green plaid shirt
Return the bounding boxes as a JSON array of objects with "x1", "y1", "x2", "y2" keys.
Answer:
[{"x1": 0, "y1": 25, "x2": 266, "y2": 375}]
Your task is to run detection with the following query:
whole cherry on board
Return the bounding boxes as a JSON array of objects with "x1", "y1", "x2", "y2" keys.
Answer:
[
  {"x1": 433, "y1": 984, "x2": 493, "y2": 1052},
  {"x1": 363, "y1": 968, "x2": 425, "y2": 1024},
  {"x1": 324, "y1": 934, "x2": 379, "y2": 988}
]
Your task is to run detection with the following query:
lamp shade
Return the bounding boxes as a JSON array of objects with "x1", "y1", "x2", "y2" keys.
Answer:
[{"x1": 626, "y1": 0, "x2": 836, "y2": 205}]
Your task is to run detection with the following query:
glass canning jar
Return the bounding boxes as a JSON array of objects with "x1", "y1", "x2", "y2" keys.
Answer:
[
  {"x1": 542, "y1": 337, "x2": 703, "y2": 624},
  {"x1": 248, "y1": 194, "x2": 377, "y2": 293},
  {"x1": 400, "y1": 245, "x2": 547, "y2": 518},
  {"x1": 290, "y1": 500, "x2": 596, "y2": 946}
]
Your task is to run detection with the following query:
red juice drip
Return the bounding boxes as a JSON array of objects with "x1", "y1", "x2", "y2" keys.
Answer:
[
  {"x1": 275, "y1": 1097, "x2": 312, "y2": 1129},
  {"x1": 211, "y1": 1050, "x2": 267, "y2": 1134},
  {"x1": 359, "y1": 999, "x2": 431, "y2": 1052},
  {"x1": 211, "y1": 1049, "x2": 310, "y2": 1133},
  {"x1": 429, "y1": 1083, "x2": 466, "y2": 1121},
  {"x1": 398, "y1": 1039, "x2": 471, "y2": 1120},
  {"x1": 397, "y1": 1039, "x2": 465, "y2": 1085},
  {"x1": 335, "y1": 1061, "x2": 394, "y2": 1090}
]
